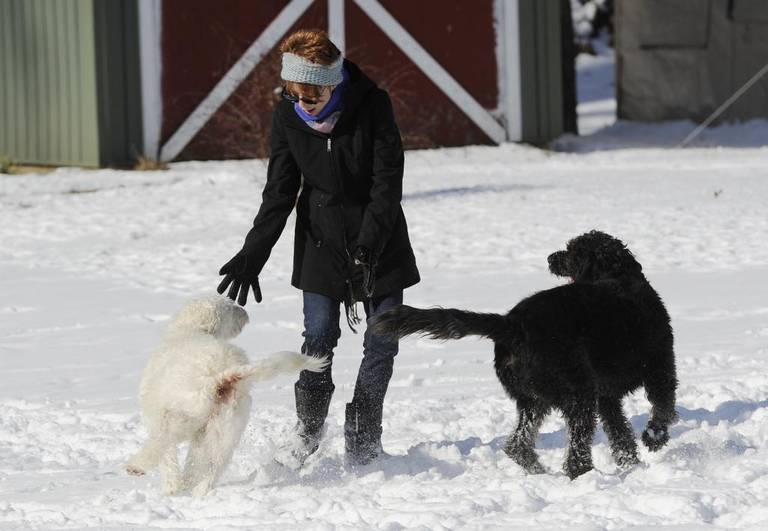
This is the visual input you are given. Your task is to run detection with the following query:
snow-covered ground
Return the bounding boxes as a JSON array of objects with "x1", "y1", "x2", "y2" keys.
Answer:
[
  {"x1": 3, "y1": 46, "x2": 768, "y2": 529},
  {"x1": 575, "y1": 36, "x2": 616, "y2": 136}
]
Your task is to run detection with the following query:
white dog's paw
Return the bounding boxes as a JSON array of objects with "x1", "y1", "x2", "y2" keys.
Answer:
[
  {"x1": 190, "y1": 480, "x2": 213, "y2": 498},
  {"x1": 272, "y1": 449, "x2": 303, "y2": 471},
  {"x1": 125, "y1": 464, "x2": 146, "y2": 476},
  {"x1": 161, "y1": 480, "x2": 182, "y2": 496}
]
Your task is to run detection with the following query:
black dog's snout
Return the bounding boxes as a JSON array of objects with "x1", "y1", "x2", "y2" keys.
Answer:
[{"x1": 548, "y1": 251, "x2": 568, "y2": 275}]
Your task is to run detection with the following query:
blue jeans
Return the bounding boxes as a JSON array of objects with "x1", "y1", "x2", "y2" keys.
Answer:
[{"x1": 296, "y1": 290, "x2": 403, "y2": 407}]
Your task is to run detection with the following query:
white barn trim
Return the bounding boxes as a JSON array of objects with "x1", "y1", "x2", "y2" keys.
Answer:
[
  {"x1": 159, "y1": 0, "x2": 313, "y2": 162},
  {"x1": 353, "y1": 0, "x2": 507, "y2": 144},
  {"x1": 138, "y1": 0, "x2": 163, "y2": 159},
  {"x1": 158, "y1": 0, "x2": 523, "y2": 161}
]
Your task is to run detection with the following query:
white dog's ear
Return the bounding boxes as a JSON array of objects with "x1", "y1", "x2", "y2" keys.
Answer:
[
  {"x1": 168, "y1": 297, "x2": 222, "y2": 336},
  {"x1": 233, "y1": 304, "x2": 249, "y2": 332},
  {"x1": 198, "y1": 301, "x2": 221, "y2": 336}
]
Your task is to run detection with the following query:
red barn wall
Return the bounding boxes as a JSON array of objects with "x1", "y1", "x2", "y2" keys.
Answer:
[{"x1": 160, "y1": 0, "x2": 499, "y2": 160}]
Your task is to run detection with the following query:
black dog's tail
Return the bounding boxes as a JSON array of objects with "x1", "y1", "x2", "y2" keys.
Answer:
[{"x1": 371, "y1": 304, "x2": 508, "y2": 342}]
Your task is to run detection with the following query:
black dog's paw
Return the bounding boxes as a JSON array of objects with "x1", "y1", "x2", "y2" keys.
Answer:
[
  {"x1": 564, "y1": 460, "x2": 593, "y2": 480},
  {"x1": 526, "y1": 461, "x2": 547, "y2": 475},
  {"x1": 614, "y1": 450, "x2": 641, "y2": 469},
  {"x1": 504, "y1": 442, "x2": 546, "y2": 475},
  {"x1": 641, "y1": 423, "x2": 670, "y2": 451}
]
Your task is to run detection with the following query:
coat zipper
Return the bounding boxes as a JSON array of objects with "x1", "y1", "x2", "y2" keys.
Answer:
[
  {"x1": 327, "y1": 137, "x2": 352, "y2": 259},
  {"x1": 328, "y1": 136, "x2": 363, "y2": 332}
]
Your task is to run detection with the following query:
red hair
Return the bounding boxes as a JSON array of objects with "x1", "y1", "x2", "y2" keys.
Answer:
[{"x1": 279, "y1": 29, "x2": 341, "y2": 98}]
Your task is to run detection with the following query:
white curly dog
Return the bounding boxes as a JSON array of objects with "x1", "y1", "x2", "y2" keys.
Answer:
[{"x1": 125, "y1": 295, "x2": 327, "y2": 496}]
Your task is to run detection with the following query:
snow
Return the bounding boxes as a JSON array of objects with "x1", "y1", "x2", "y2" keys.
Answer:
[
  {"x1": 574, "y1": 37, "x2": 616, "y2": 136},
  {"x1": 2, "y1": 45, "x2": 768, "y2": 530}
]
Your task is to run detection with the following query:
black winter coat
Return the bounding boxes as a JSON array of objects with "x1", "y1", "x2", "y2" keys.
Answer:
[{"x1": 238, "y1": 60, "x2": 420, "y2": 302}]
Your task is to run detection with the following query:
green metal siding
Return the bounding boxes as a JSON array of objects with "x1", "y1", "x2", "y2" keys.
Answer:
[
  {"x1": 94, "y1": 0, "x2": 143, "y2": 166},
  {"x1": 0, "y1": 0, "x2": 100, "y2": 166},
  {"x1": 518, "y1": 0, "x2": 566, "y2": 144}
]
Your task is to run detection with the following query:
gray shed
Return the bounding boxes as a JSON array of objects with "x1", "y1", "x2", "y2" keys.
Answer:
[{"x1": 616, "y1": 0, "x2": 768, "y2": 123}]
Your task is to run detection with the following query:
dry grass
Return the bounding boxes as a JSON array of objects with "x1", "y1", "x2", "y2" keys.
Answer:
[
  {"x1": 351, "y1": 48, "x2": 440, "y2": 150},
  {"x1": 180, "y1": 35, "x2": 282, "y2": 160},
  {"x1": 133, "y1": 155, "x2": 169, "y2": 171},
  {"x1": 196, "y1": 56, "x2": 282, "y2": 159},
  {"x1": 1, "y1": 154, "x2": 60, "y2": 175},
  {"x1": 1, "y1": 154, "x2": 16, "y2": 174},
  {"x1": 13, "y1": 165, "x2": 57, "y2": 175}
]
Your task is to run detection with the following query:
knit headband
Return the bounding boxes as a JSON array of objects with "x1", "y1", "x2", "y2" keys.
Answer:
[{"x1": 281, "y1": 52, "x2": 344, "y2": 86}]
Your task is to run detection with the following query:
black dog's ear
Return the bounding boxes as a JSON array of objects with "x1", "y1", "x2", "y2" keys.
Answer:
[
  {"x1": 620, "y1": 249, "x2": 643, "y2": 276},
  {"x1": 593, "y1": 236, "x2": 642, "y2": 279},
  {"x1": 565, "y1": 231, "x2": 643, "y2": 282},
  {"x1": 566, "y1": 233, "x2": 601, "y2": 281},
  {"x1": 572, "y1": 252, "x2": 595, "y2": 281}
]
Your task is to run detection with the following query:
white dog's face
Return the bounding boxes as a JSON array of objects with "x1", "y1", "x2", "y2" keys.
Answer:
[{"x1": 168, "y1": 295, "x2": 249, "y2": 339}]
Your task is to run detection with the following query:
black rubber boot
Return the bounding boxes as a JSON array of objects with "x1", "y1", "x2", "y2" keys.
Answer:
[
  {"x1": 344, "y1": 399, "x2": 385, "y2": 467},
  {"x1": 292, "y1": 384, "x2": 334, "y2": 465}
]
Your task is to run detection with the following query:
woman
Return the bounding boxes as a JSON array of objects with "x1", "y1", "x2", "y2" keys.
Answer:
[{"x1": 217, "y1": 29, "x2": 419, "y2": 466}]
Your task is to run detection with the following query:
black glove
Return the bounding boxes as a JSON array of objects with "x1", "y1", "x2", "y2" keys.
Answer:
[
  {"x1": 217, "y1": 251, "x2": 263, "y2": 306},
  {"x1": 352, "y1": 246, "x2": 376, "y2": 298}
]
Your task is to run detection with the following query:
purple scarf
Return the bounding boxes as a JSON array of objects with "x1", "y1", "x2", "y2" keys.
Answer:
[{"x1": 294, "y1": 68, "x2": 349, "y2": 123}]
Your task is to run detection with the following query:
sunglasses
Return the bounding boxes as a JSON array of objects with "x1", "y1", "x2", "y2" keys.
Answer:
[{"x1": 281, "y1": 87, "x2": 327, "y2": 105}]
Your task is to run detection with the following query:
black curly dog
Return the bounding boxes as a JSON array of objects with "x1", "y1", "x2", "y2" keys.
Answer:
[{"x1": 371, "y1": 231, "x2": 677, "y2": 479}]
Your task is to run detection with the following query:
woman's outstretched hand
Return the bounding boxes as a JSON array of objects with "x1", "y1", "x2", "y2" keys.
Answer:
[{"x1": 217, "y1": 251, "x2": 263, "y2": 306}]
